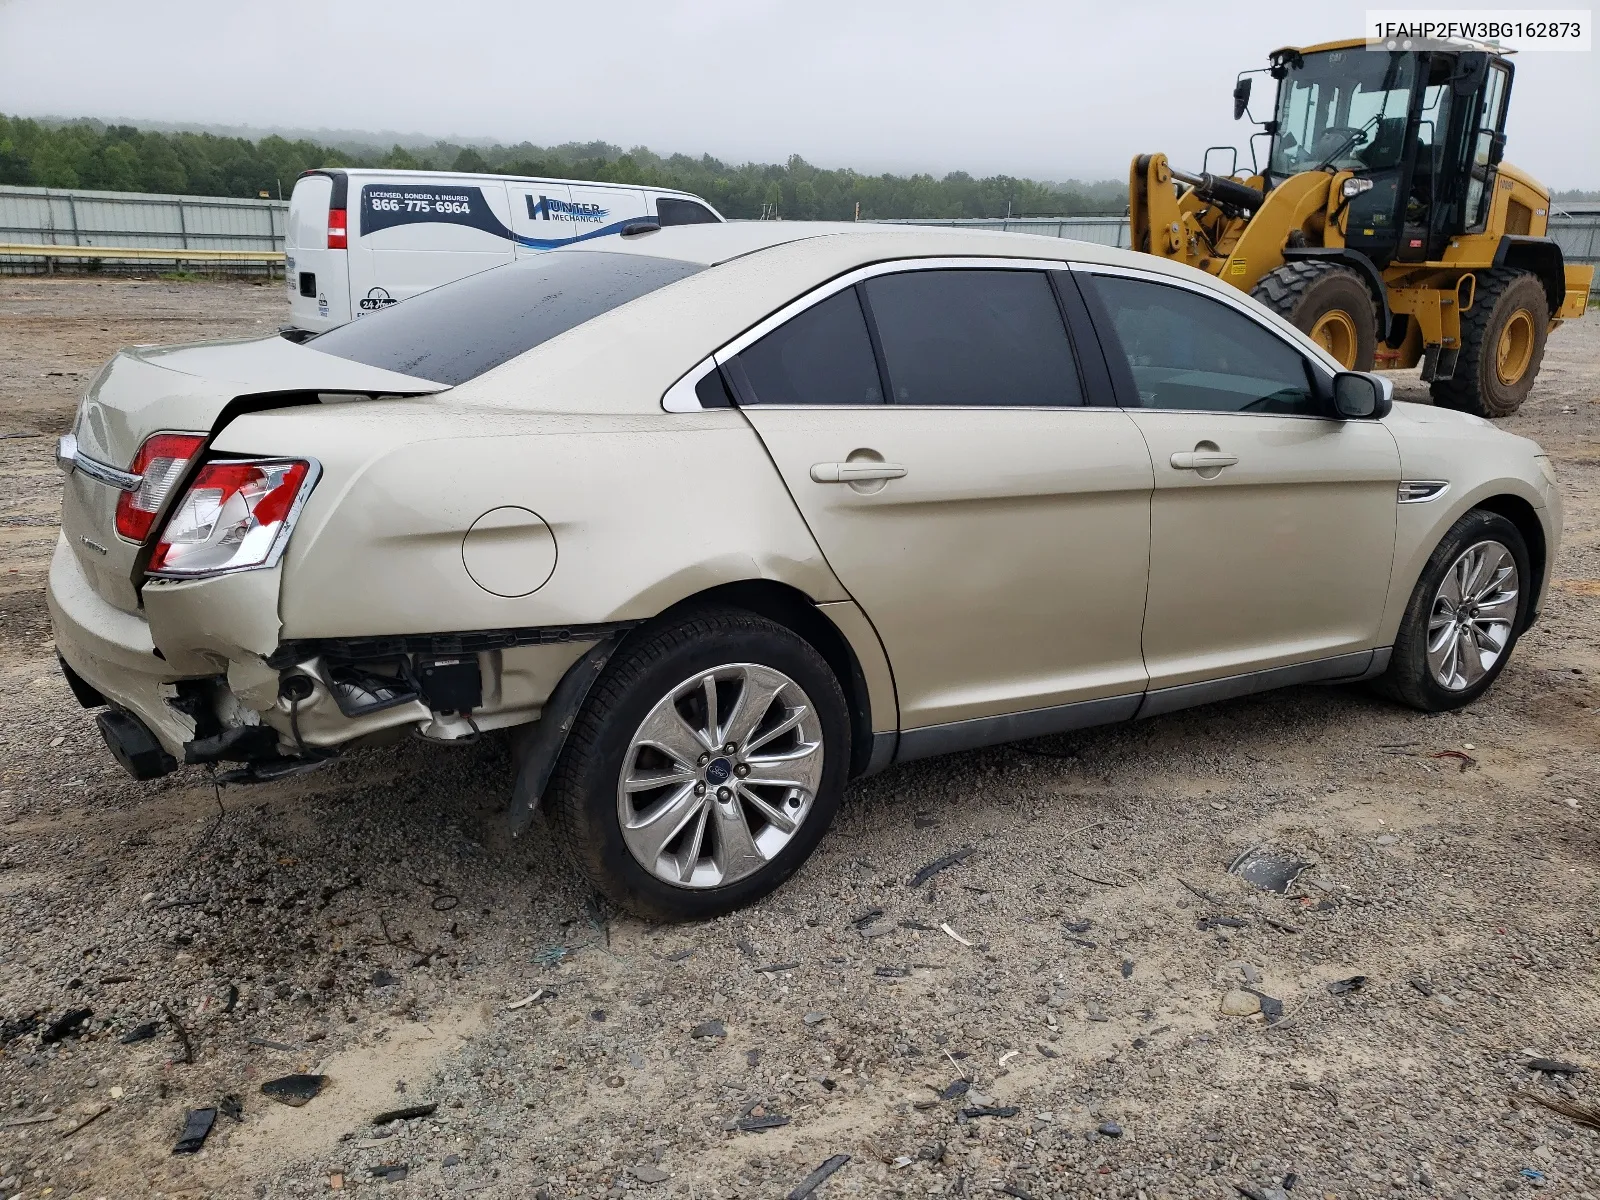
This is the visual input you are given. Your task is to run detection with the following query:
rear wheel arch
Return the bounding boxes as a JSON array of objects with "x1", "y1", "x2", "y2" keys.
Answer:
[{"x1": 650, "y1": 580, "x2": 880, "y2": 778}]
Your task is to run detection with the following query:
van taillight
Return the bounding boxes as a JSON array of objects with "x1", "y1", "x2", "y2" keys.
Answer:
[{"x1": 327, "y1": 208, "x2": 347, "y2": 250}]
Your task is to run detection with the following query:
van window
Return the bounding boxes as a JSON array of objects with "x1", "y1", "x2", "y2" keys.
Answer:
[
  {"x1": 657, "y1": 198, "x2": 720, "y2": 226},
  {"x1": 303, "y1": 251, "x2": 702, "y2": 385}
]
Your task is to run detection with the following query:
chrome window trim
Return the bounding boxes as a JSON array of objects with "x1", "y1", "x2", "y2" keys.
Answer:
[
  {"x1": 1397, "y1": 480, "x2": 1450, "y2": 503},
  {"x1": 55, "y1": 432, "x2": 143, "y2": 492},
  {"x1": 660, "y1": 256, "x2": 1073, "y2": 412}
]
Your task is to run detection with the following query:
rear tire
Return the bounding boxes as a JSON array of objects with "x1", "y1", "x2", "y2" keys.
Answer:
[
  {"x1": 1429, "y1": 267, "x2": 1548, "y2": 418},
  {"x1": 1376, "y1": 509, "x2": 1530, "y2": 712},
  {"x1": 1251, "y1": 261, "x2": 1377, "y2": 370},
  {"x1": 546, "y1": 607, "x2": 850, "y2": 922}
]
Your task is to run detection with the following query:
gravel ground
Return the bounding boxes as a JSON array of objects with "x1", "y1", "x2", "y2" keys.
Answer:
[{"x1": 0, "y1": 276, "x2": 1597, "y2": 1200}]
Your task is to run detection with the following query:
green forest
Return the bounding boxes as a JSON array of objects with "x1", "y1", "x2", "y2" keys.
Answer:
[{"x1": 0, "y1": 115, "x2": 1127, "y2": 219}]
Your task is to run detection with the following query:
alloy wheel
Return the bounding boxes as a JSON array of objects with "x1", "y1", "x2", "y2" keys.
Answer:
[
  {"x1": 1426, "y1": 540, "x2": 1519, "y2": 691},
  {"x1": 616, "y1": 663, "x2": 824, "y2": 889}
]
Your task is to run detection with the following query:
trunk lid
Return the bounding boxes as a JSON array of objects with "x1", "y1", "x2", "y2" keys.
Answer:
[{"x1": 62, "y1": 334, "x2": 445, "y2": 613}]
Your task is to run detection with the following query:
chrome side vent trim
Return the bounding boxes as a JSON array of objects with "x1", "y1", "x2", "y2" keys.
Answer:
[{"x1": 1397, "y1": 480, "x2": 1449, "y2": 504}]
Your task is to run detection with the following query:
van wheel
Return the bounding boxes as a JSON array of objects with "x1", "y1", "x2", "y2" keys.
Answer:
[
  {"x1": 1376, "y1": 510, "x2": 1529, "y2": 712},
  {"x1": 546, "y1": 607, "x2": 850, "y2": 921}
]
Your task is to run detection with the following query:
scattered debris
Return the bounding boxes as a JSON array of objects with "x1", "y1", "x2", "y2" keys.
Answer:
[
  {"x1": 1120, "y1": 960, "x2": 1135, "y2": 979},
  {"x1": 631, "y1": 1163, "x2": 669, "y2": 1183},
  {"x1": 757, "y1": 962, "x2": 801, "y2": 974},
  {"x1": 1036, "y1": 1043, "x2": 1060, "y2": 1059},
  {"x1": 119, "y1": 1021, "x2": 159, "y2": 1045},
  {"x1": 1, "y1": 1114, "x2": 58, "y2": 1128},
  {"x1": 850, "y1": 908, "x2": 884, "y2": 927},
  {"x1": 735, "y1": 936, "x2": 758, "y2": 958},
  {"x1": 666, "y1": 948, "x2": 695, "y2": 962},
  {"x1": 1228, "y1": 845, "x2": 1312, "y2": 894},
  {"x1": 372, "y1": 1102, "x2": 437, "y2": 1124},
  {"x1": 61, "y1": 1105, "x2": 111, "y2": 1139},
  {"x1": 1064, "y1": 919, "x2": 1092, "y2": 934},
  {"x1": 371, "y1": 1164, "x2": 409, "y2": 1182},
  {"x1": 371, "y1": 968, "x2": 397, "y2": 987},
  {"x1": 220, "y1": 1095, "x2": 244, "y2": 1122},
  {"x1": 261, "y1": 1074, "x2": 327, "y2": 1107},
  {"x1": 874, "y1": 966, "x2": 911, "y2": 977},
  {"x1": 909, "y1": 846, "x2": 976, "y2": 888},
  {"x1": 171, "y1": 1107, "x2": 216, "y2": 1154},
  {"x1": 1198, "y1": 916, "x2": 1249, "y2": 931},
  {"x1": 1520, "y1": 1168, "x2": 1546, "y2": 1182},
  {"x1": 998, "y1": 1049, "x2": 1019, "y2": 1065},
  {"x1": 1410, "y1": 978, "x2": 1435, "y2": 997},
  {"x1": 317, "y1": 877, "x2": 363, "y2": 911},
  {"x1": 247, "y1": 1037, "x2": 298, "y2": 1052},
  {"x1": 1524, "y1": 1057, "x2": 1582, "y2": 1076},
  {"x1": 803, "y1": 1011, "x2": 827, "y2": 1026},
  {"x1": 1521, "y1": 1089, "x2": 1600, "y2": 1131},
  {"x1": 1430, "y1": 749, "x2": 1477, "y2": 772},
  {"x1": 786, "y1": 1153, "x2": 850, "y2": 1199},
  {"x1": 1247, "y1": 989, "x2": 1285, "y2": 1024},
  {"x1": 691, "y1": 1020, "x2": 727, "y2": 1040},
  {"x1": 161, "y1": 1004, "x2": 195, "y2": 1064},
  {"x1": 940, "y1": 923, "x2": 973, "y2": 947},
  {"x1": 737, "y1": 1113, "x2": 791, "y2": 1132},
  {"x1": 1327, "y1": 976, "x2": 1368, "y2": 996},
  {"x1": 222, "y1": 984, "x2": 239, "y2": 1014},
  {"x1": 959, "y1": 1105, "x2": 1020, "y2": 1119},
  {"x1": 505, "y1": 991, "x2": 544, "y2": 1011},
  {"x1": 998, "y1": 1185, "x2": 1039, "y2": 1200},
  {"x1": 1097, "y1": 1119, "x2": 1124, "y2": 1137},
  {"x1": 40, "y1": 1007, "x2": 93, "y2": 1044},
  {"x1": 938, "y1": 1079, "x2": 971, "y2": 1101},
  {"x1": 0, "y1": 1014, "x2": 40, "y2": 1044},
  {"x1": 1262, "y1": 917, "x2": 1302, "y2": 934}
]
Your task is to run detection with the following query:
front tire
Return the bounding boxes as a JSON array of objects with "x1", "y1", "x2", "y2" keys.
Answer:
[
  {"x1": 1377, "y1": 510, "x2": 1530, "y2": 712},
  {"x1": 546, "y1": 607, "x2": 850, "y2": 921},
  {"x1": 1251, "y1": 261, "x2": 1377, "y2": 370}
]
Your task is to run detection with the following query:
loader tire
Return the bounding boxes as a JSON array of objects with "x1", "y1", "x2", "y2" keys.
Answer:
[
  {"x1": 1429, "y1": 267, "x2": 1548, "y2": 419},
  {"x1": 1251, "y1": 261, "x2": 1377, "y2": 370}
]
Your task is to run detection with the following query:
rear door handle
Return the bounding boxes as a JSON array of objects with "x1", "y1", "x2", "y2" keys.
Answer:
[
  {"x1": 1169, "y1": 451, "x2": 1239, "y2": 471},
  {"x1": 809, "y1": 462, "x2": 908, "y2": 483}
]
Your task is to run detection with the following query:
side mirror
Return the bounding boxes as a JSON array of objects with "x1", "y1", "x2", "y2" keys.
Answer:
[
  {"x1": 1332, "y1": 371, "x2": 1392, "y2": 419},
  {"x1": 1233, "y1": 78, "x2": 1253, "y2": 121},
  {"x1": 1487, "y1": 131, "x2": 1507, "y2": 166}
]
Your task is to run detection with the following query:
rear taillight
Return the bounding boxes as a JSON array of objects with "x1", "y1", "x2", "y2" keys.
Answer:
[
  {"x1": 148, "y1": 458, "x2": 318, "y2": 578},
  {"x1": 114, "y1": 433, "x2": 207, "y2": 541},
  {"x1": 327, "y1": 208, "x2": 347, "y2": 250}
]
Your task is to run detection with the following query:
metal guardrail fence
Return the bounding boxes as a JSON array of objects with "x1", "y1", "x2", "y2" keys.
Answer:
[{"x1": 1, "y1": 184, "x2": 1595, "y2": 274}]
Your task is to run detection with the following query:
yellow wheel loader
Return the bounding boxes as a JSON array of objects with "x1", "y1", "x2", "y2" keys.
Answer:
[{"x1": 1130, "y1": 38, "x2": 1594, "y2": 417}]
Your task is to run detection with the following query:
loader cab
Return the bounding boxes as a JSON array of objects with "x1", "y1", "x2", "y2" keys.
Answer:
[{"x1": 1264, "y1": 42, "x2": 1514, "y2": 267}]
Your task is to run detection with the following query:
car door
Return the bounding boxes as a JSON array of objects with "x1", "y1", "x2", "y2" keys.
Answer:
[
  {"x1": 717, "y1": 260, "x2": 1155, "y2": 747},
  {"x1": 1076, "y1": 266, "x2": 1402, "y2": 699}
]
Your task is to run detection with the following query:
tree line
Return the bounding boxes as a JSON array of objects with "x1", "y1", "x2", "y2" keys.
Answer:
[{"x1": 0, "y1": 115, "x2": 1127, "y2": 219}]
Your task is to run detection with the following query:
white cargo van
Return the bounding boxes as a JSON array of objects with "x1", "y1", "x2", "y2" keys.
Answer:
[{"x1": 284, "y1": 168, "x2": 723, "y2": 331}]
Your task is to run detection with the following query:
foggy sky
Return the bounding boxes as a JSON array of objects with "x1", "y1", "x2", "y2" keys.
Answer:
[{"x1": 2, "y1": 0, "x2": 1595, "y2": 187}]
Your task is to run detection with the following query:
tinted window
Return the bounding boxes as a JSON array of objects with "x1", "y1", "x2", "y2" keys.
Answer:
[
  {"x1": 1090, "y1": 275, "x2": 1318, "y2": 415},
  {"x1": 731, "y1": 289, "x2": 883, "y2": 406},
  {"x1": 304, "y1": 251, "x2": 702, "y2": 385},
  {"x1": 656, "y1": 198, "x2": 720, "y2": 226},
  {"x1": 862, "y1": 270, "x2": 1082, "y2": 407}
]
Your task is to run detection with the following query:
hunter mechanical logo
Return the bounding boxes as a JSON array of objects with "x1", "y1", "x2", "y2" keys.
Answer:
[{"x1": 526, "y1": 194, "x2": 610, "y2": 223}]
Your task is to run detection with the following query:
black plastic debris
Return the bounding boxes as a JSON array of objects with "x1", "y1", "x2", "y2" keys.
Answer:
[
  {"x1": 666, "y1": 948, "x2": 694, "y2": 962},
  {"x1": 372, "y1": 1102, "x2": 438, "y2": 1124},
  {"x1": 939, "y1": 1079, "x2": 971, "y2": 1101},
  {"x1": 371, "y1": 1164, "x2": 409, "y2": 1182},
  {"x1": 735, "y1": 936, "x2": 758, "y2": 958},
  {"x1": 119, "y1": 1021, "x2": 160, "y2": 1045},
  {"x1": 1036, "y1": 1043, "x2": 1060, "y2": 1059},
  {"x1": 908, "y1": 846, "x2": 975, "y2": 888},
  {"x1": 746, "y1": 1049, "x2": 761, "y2": 1067},
  {"x1": 737, "y1": 1113, "x2": 790, "y2": 1131},
  {"x1": 1526, "y1": 1058, "x2": 1582, "y2": 1076},
  {"x1": 875, "y1": 966, "x2": 911, "y2": 978},
  {"x1": 172, "y1": 1107, "x2": 216, "y2": 1154},
  {"x1": 1098, "y1": 1120, "x2": 1124, "y2": 1137},
  {"x1": 1198, "y1": 916, "x2": 1250, "y2": 931},
  {"x1": 220, "y1": 1094, "x2": 244, "y2": 1122},
  {"x1": 850, "y1": 908, "x2": 884, "y2": 928},
  {"x1": 222, "y1": 984, "x2": 239, "y2": 1015},
  {"x1": 1245, "y1": 989, "x2": 1285, "y2": 1024},
  {"x1": 756, "y1": 962, "x2": 800, "y2": 974},
  {"x1": 690, "y1": 1020, "x2": 726, "y2": 1040},
  {"x1": 261, "y1": 1074, "x2": 327, "y2": 1107},
  {"x1": 371, "y1": 968, "x2": 397, "y2": 988},
  {"x1": 0, "y1": 1014, "x2": 40, "y2": 1044},
  {"x1": 1327, "y1": 976, "x2": 1368, "y2": 996},
  {"x1": 1067, "y1": 936, "x2": 1098, "y2": 950},
  {"x1": 1410, "y1": 978, "x2": 1434, "y2": 997},
  {"x1": 41, "y1": 1007, "x2": 93, "y2": 1044},
  {"x1": 1064, "y1": 919, "x2": 1092, "y2": 934},
  {"x1": 786, "y1": 1153, "x2": 850, "y2": 1199},
  {"x1": 999, "y1": 1186, "x2": 1040, "y2": 1200},
  {"x1": 1121, "y1": 960, "x2": 1135, "y2": 979},
  {"x1": 959, "y1": 1105, "x2": 1020, "y2": 1119},
  {"x1": 1228, "y1": 845, "x2": 1312, "y2": 894}
]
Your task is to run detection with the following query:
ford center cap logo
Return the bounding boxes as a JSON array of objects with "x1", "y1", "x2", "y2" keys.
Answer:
[{"x1": 705, "y1": 758, "x2": 733, "y2": 785}]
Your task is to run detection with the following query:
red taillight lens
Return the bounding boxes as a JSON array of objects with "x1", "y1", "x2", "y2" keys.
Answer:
[
  {"x1": 114, "y1": 432, "x2": 207, "y2": 542},
  {"x1": 149, "y1": 458, "x2": 316, "y2": 578},
  {"x1": 327, "y1": 207, "x2": 347, "y2": 250}
]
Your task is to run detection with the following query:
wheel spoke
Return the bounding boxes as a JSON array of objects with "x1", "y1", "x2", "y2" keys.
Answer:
[
  {"x1": 743, "y1": 741, "x2": 825, "y2": 794},
  {"x1": 1468, "y1": 618, "x2": 1510, "y2": 654},
  {"x1": 736, "y1": 782, "x2": 799, "y2": 834},
  {"x1": 1455, "y1": 626, "x2": 1486, "y2": 685},
  {"x1": 711, "y1": 796, "x2": 764, "y2": 878},
  {"x1": 673, "y1": 803, "x2": 711, "y2": 884},
  {"x1": 745, "y1": 705, "x2": 807, "y2": 755},
  {"x1": 624, "y1": 783, "x2": 706, "y2": 867},
  {"x1": 701, "y1": 674, "x2": 721, "y2": 747},
  {"x1": 721, "y1": 670, "x2": 786, "y2": 752},
  {"x1": 623, "y1": 766, "x2": 698, "y2": 794},
  {"x1": 634, "y1": 700, "x2": 712, "y2": 765}
]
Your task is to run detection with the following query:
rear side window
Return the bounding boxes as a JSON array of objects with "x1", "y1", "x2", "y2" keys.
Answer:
[
  {"x1": 656, "y1": 198, "x2": 720, "y2": 226},
  {"x1": 862, "y1": 270, "x2": 1083, "y2": 407},
  {"x1": 303, "y1": 251, "x2": 702, "y2": 385},
  {"x1": 729, "y1": 289, "x2": 884, "y2": 405},
  {"x1": 1088, "y1": 275, "x2": 1318, "y2": 415}
]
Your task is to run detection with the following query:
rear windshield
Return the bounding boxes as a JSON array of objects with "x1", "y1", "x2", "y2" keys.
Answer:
[{"x1": 303, "y1": 251, "x2": 703, "y2": 385}]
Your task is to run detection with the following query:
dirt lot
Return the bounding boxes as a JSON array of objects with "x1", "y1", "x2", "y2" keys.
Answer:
[{"x1": 0, "y1": 276, "x2": 1597, "y2": 1200}]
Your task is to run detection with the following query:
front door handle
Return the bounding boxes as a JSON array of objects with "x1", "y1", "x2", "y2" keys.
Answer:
[
  {"x1": 1170, "y1": 451, "x2": 1239, "y2": 471},
  {"x1": 810, "y1": 462, "x2": 908, "y2": 483}
]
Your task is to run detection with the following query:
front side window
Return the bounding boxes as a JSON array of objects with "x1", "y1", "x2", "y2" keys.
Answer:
[
  {"x1": 862, "y1": 270, "x2": 1083, "y2": 407},
  {"x1": 1090, "y1": 275, "x2": 1319, "y2": 416},
  {"x1": 730, "y1": 288, "x2": 884, "y2": 405},
  {"x1": 1270, "y1": 50, "x2": 1417, "y2": 179}
]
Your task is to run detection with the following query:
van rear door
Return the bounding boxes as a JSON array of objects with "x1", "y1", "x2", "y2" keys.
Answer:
[
  {"x1": 345, "y1": 176, "x2": 515, "y2": 317},
  {"x1": 285, "y1": 173, "x2": 351, "y2": 331}
]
